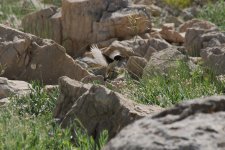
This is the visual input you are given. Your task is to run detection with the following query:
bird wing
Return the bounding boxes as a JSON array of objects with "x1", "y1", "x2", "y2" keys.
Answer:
[{"x1": 90, "y1": 44, "x2": 108, "y2": 67}]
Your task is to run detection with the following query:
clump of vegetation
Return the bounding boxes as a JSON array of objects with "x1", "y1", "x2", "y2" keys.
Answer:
[
  {"x1": 42, "y1": 0, "x2": 61, "y2": 7},
  {"x1": 125, "y1": 62, "x2": 224, "y2": 108},
  {"x1": 164, "y1": 0, "x2": 193, "y2": 8},
  {"x1": 198, "y1": 0, "x2": 225, "y2": 30},
  {"x1": 0, "y1": 82, "x2": 108, "y2": 149}
]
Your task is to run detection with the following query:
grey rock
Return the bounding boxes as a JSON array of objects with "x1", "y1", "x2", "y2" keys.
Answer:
[
  {"x1": 127, "y1": 56, "x2": 147, "y2": 78},
  {"x1": 143, "y1": 47, "x2": 194, "y2": 78},
  {"x1": 0, "y1": 24, "x2": 90, "y2": 84},
  {"x1": 0, "y1": 77, "x2": 31, "y2": 99},
  {"x1": 53, "y1": 76, "x2": 162, "y2": 139},
  {"x1": 201, "y1": 44, "x2": 225, "y2": 75},
  {"x1": 104, "y1": 96, "x2": 225, "y2": 150}
]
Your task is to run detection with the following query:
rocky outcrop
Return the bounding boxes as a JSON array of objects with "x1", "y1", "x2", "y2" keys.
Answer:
[
  {"x1": 22, "y1": 0, "x2": 151, "y2": 57},
  {"x1": 0, "y1": 24, "x2": 90, "y2": 84},
  {"x1": 201, "y1": 44, "x2": 225, "y2": 75},
  {"x1": 104, "y1": 96, "x2": 225, "y2": 150},
  {"x1": 53, "y1": 76, "x2": 162, "y2": 139}
]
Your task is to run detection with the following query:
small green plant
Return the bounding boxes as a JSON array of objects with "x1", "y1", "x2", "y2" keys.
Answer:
[
  {"x1": 125, "y1": 62, "x2": 224, "y2": 107},
  {"x1": 164, "y1": 0, "x2": 192, "y2": 8},
  {"x1": 11, "y1": 81, "x2": 58, "y2": 117},
  {"x1": 198, "y1": 0, "x2": 225, "y2": 30}
]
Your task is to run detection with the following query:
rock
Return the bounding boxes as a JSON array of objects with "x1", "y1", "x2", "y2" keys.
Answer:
[
  {"x1": 179, "y1": 19, "x2": 217, "y2": 33},
  {"x1": 22, "y1": 7, "x2": 62, "y2": 44},
  {"x1": 0, "y1": 24, "x2": 90, "y2": 84},
  {"x1": 92, "y1": 6, "x2": 151, "y2": 42},
  {"x1": 23, "y1": 0, "x2": 151, "y2": 57},
  {"x1": 185, "y1": 28, "x2": 225, "y2": 56},
  {"x1": 53, "y1": 76, "x2": 162, "y2": 139},
  {"x1": 43, "y1": 85, "x2": 59, "y2": 94},
  {"x1": 104, "y1": 36, "x2": 170, "y2": 59},
  {"x1": 159, "y1": 23, "x2": 185, "y2": 43},
  {"x1": 0, "y1": 77, "x2": 31, "y2": 99},
  {"x1": 127, "y1": 56, "x2": 147, "y2": 78},
  {"x1": 181, "y1": 19, "x2": 223, "y2": 56},
  {"x1": 104, "y1": 96, "x2": 225, "y2": 150},
  {"x1": 0, "y1": 97, "x2": 9, "y2": 106},
  {"x1": 201, "y1": 44, "x2": 225, "y2": 75},
  {"x1": 143, "y1": 47, "x2": 194, "y2": 77}
]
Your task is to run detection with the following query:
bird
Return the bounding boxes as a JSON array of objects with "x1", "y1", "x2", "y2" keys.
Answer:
[{"x1": 90, "y1": 44, "x2": 122, "y2": 79}]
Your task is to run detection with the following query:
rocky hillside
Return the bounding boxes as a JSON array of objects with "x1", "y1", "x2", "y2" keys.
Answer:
[{"x1": 0, "y1": 0, "x2": 225, "y2": 149}]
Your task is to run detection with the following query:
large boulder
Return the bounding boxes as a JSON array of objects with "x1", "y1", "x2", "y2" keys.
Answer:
[
  {"x1": 53, "y1": 76, "x2": 162, "y2": 139},
  {"x1": 22, "y1": 0, "x2": 151, "y2": 57},
  {"x1": 201, "y1": 44, "x2": 225, "y2": 75},
  {"x1": 0, "y1": 24, "x2": 90, "y2": 84},
  {"x1": 104, "y1": 96, "x2": 225, "y2": 150}
]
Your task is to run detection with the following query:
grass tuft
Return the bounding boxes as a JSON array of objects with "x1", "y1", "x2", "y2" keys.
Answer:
[
  {"x1": 198, "y1": 0, "x2": 225, "y2": 30},
  {"x1": 125, "y1": 62, "x2": 224, "y2": 107}
]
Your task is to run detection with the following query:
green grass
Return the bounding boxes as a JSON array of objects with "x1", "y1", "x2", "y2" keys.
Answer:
[
  {"x1": 42, "y1": 0, "x2": 61, "y2": 7},
  {"x1": 198, "y1": 0, "x2": 225, "y2": 30},
  {"x1": 164, "y1": 0, "x2": 193, "y2": 8},
  {"x1": 0, "y1": 81, "x2": 108, "y2": 149},
  {"x1": 125, "y1": 62, "x2": 224, "y2": 107}
]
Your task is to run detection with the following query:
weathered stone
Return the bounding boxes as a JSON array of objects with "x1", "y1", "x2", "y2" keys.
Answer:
[
  {"x1": 104, "y1": 96, "x2": 225, "y2": 150},
  {"x1": 127, "y1": 56, "x2": 147, "y2": 78},
  {"x1": 0, "y1": 77, "x2": 31, "y2": 99},
  {"x1": 54, "y1": 76, "x2": 162, "y2": 139},
  {"x1": 104, "y1": 37, "x2": 170, "y2": 59},
  {"x1": 185, "y1": 28, "x2": 225, "y2": 56},
  {"x1": 143, "y1": 47, "x2": 194, "y2": 77},
  {"x1": 0, "y1": 24, "x2": 90, "y2": 84},
  {"x1": 23, "y1": 0, "x2": 151, "y2": 57},
  {"x1": 159, "y1": 23, "x2": 185, "y2": 43},
  {"x1": 179, "y1": 19, "x2": 217, "y2": 33},
  {"x1": 201, "y1": 44, "x2": 225, "y2": 75},
  {"x1": 22, "y1": 7, "x2": 62, "y2": 44}
]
